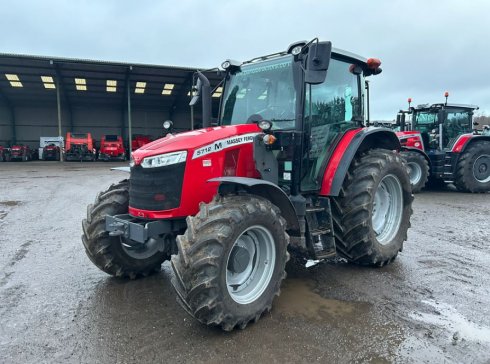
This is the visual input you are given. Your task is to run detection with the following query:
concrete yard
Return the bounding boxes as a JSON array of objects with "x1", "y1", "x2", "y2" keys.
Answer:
[{"x1": 0, "y1": 162, "x2": 489, "y2": 363}]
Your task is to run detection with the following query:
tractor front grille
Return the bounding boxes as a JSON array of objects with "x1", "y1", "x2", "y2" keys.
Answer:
[{"x1": 129, "y1": 162, "x2": 185, "y2": 211}]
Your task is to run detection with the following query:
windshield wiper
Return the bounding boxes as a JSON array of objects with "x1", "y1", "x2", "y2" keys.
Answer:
[{"x1": 270, "y1": 118, "x2": 295, "y2": 122}]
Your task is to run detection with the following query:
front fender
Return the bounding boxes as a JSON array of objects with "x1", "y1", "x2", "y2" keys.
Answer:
[{"x1": 208, "y1": 177, "x2": 300, "y2": 233}]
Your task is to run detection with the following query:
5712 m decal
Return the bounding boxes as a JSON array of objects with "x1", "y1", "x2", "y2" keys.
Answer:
[{"x1": 192, "y1": 133, "x2": 259, "y2": 159}]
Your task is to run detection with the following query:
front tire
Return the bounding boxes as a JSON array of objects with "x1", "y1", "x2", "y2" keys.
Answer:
[
  {"x1": 82, "y1": 180, "x2": 170, "y2": 279},
  {"x1": 171, "y1": 194, "x2": 289, "y2": 331},
  {"x1": 401, "y1": 151, "x2": 429, "y2": 193},
  {"x1": 454, "y1": 141, "x2": 490, "y2": 193},
  {"x1": 332, "y1": 149, "x2": 413, "y2": 266}
]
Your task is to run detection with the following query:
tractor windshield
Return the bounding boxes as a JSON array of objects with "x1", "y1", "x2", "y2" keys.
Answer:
[
  {"x1": 414, "y1": 111, "x2": 438, "y2": 133},
  {"x1": 220, "y1": 55, "x2": 296, "y2": 129}
]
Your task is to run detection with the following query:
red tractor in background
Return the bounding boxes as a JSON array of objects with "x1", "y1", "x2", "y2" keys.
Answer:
[
  {"x1": 0, "y1": 146, "x2": 11, "y2": 162},
  {"x1": 42, "y1": 144, "x2": 61, "y2": 161},
  {"x1": 82, "y1": 39, "x2": 413, "y2": 331},
  {"x1": 396, "y1": 94, "x2": 490, "y2": 192},
  {"x1": 10, "y1": 145, "x2": 33, "y2": 161},
  {"x1": 98, "y1": 135, "x2": 126, "y2": 161},
  {"x1": 65, "y1": 132, "x2": 96, "y2": 162},
  {"x1": 131, "y1": 134, "x2": 152, "y2": 151}
]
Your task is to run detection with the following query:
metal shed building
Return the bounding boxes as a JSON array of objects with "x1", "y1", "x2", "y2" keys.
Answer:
[{"x1": 0, "y1": 53, "x2": 223, "y2": 150}]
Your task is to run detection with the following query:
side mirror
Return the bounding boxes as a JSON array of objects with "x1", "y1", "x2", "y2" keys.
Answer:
[
  {"x1": 473, "y1": 121, "x2": 479, "y2": 126},
  {"x1": 189, "y1": 71, "x2": 211, "y2": 128},
  {"x1": 305, "y1": 41, "x2": 332, "y2": 84},
  {"x1": 189, "y1": 78, "x2": 202, "y2": 107}
]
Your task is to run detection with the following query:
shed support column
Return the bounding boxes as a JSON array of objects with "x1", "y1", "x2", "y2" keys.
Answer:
[
  {"x1": 10, "y1": 107, "x2": 16, "y2": 145},
  {"x1": 56, "y1": 75, "x2": 63, "y2": 161},
  {"x1": 127, "y1": 67, "x2": 132, "y2": 157}
]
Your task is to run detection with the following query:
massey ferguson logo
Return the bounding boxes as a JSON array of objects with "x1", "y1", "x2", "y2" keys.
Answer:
[{"x1": 192, "y1": 133, "x2": 258, "y2": 159}]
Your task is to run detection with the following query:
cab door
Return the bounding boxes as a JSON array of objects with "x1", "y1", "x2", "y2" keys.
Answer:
[{"x1": 301, "y1": 58, "x2": 362, "y2": 191}]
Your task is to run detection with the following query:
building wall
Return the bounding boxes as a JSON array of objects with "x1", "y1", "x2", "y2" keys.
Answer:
[
  {"x1": 0, "y1": 103, "x2": 12, "y2": 146},
  {"x1": 1, "y1": 104, "x2": 194, "y2": 148}
]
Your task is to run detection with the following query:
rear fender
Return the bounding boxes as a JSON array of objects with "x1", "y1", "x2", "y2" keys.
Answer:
[
  {"x1": 320, "y1": 128, "x2": 401, "y2": 196},
  {"x1": 453, "y1": 134, "x2": 490, "y2": 154},
  {"x1": 209, "y1": 177, "x2": 300, "y2": 233}
]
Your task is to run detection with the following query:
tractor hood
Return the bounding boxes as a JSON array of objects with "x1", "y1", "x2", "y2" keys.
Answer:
[{"x1": 132, "y1": 124, "x2": 260, "y2": 165}]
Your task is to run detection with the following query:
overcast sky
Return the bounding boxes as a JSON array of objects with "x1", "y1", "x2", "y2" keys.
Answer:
[{"x1": 0, "y1": 0, "x2": 489, "y2": 120}]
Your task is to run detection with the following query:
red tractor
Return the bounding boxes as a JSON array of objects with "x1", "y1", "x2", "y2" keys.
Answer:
[
  {"x1": 82, "y1": 39, "x2": 413, "y2": 331},
  {"x1": 131, "y1": 134, "x2": 152, "y2": 151},
  {"x1": 42, "y1": 144, "x2": 61, "y2": 161},
  {"x1": 98, "y1": 135, "x2": 126, "y2": 161},
  {"x1": 10, "y1": 144, "x2": 33, "y2": 161},
  {"x1": 65, "y1": 132, "x2": 96, "y2": 162},
  {"x1": 0, "y1": 146, "x2": 11, "y2": 162},
  {"x1": 396, "y1": 95, "x2": 490, "y2": 192}
]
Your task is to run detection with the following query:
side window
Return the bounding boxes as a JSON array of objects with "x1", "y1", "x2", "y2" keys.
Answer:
[
  {"x1": 301, "y1": 59, "x2": 361, "y2": 191},
  {"x1": 444, "y1": 110, "x2": 472, "y2": 147}
]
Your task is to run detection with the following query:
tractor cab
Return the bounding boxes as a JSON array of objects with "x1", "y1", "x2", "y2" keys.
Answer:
[
  {"x1": 410, "y1": 103, "x2": 478, "y2": 151},
  {"x1": 209, "y1": 41, "x2": 385, "y2": 194}
]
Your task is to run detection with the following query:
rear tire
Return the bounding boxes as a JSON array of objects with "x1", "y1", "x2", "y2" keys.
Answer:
[
  {"x1": 332, "y1": 149, "x2": 413, "y2": 266},
  {"x1": 454, "y1": 141, "x2": 490, "y2": 193},
  {"x1": 401, "y1": 151, "x2": 429, "y2": 193},
  {"x1": 171, "y1": 194, "x2": 289, "y2": 331},
  {"x1": 82, "y1": 180, "x2": 170, "y2": 279}
]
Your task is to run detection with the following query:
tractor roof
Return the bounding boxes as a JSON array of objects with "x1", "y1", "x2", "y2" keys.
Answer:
[
  {"x1": 414, "y1": 103, "x2": 479, "y2": 111},
  {"x1": 332, "y1": 47, "x2": 367, "y2": 64},
  {"x1": 243, "y1": 45, "x2": 370, "y2": 68}
]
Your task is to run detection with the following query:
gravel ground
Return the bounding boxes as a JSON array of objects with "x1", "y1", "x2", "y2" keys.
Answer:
[{"x1": 0, "y1": 161, "x2": 489, "y2": 363}]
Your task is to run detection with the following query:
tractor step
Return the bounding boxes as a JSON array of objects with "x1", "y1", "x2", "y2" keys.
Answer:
[
  {"x1": 305, "y1": 198, "x2": 336, "y2": 260},
  {"x1": 315, "y1": 249, "x2": 337, "y2": 260},
  {"x1": 305, "y1": 206, "x2": 325, "y2": 213},
  {"x1": 310, "y1": 228, "x2": 331, "y2": 236}
]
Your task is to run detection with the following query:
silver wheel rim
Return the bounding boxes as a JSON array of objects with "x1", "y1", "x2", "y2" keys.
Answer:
[
  {"x1": 407, "y1": 161, "x2": 422, "y2": 185},
  {"x1": 473, "y1": 154, "x2": 490, "y2": 183},
  {"x1": 372, "y1": 174, "x2": 404, "y2": 245},
  {"x1": 226, "y1": 225, "x2": 276, "y2": 305},
  {"x1": 121, "y1": 237, "x2": 164, "y2": 259}
]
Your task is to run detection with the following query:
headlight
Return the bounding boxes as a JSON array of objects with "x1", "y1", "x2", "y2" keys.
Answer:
[
  {"x1": 258, "y1": 120, "x2": 273, "y2": 131},
  {"x1": 141, "y1": 151, "x2": 187, "y2": 168}
]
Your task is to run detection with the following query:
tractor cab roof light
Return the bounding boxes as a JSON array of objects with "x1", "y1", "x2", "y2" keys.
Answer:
[{"x1": 366, "y1": 58, "x2": 381, "y2": 69}]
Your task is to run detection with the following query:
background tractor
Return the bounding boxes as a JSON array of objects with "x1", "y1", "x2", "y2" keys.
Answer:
[
  {"x1": 396, "y1": 94, "x2": 490, "y2": 192},
  {"x1": 65, "y1": 132, "x2": 96, "y2": 162},
  {"x1": 42, "y1": 144, "x2": 61, "y2": 161},
  {"x1": 98, "y1": 135, "x2": 126, "y2": 161},
  {"x1": 10, "y1": 144, "x2": 33, "y2": 161},
  {"x1": 82, "y1": 39, "x2": 413, "y2": 331},
  {"x1": 0, "y1": 146, "x2": 11, "y2": 162}
]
